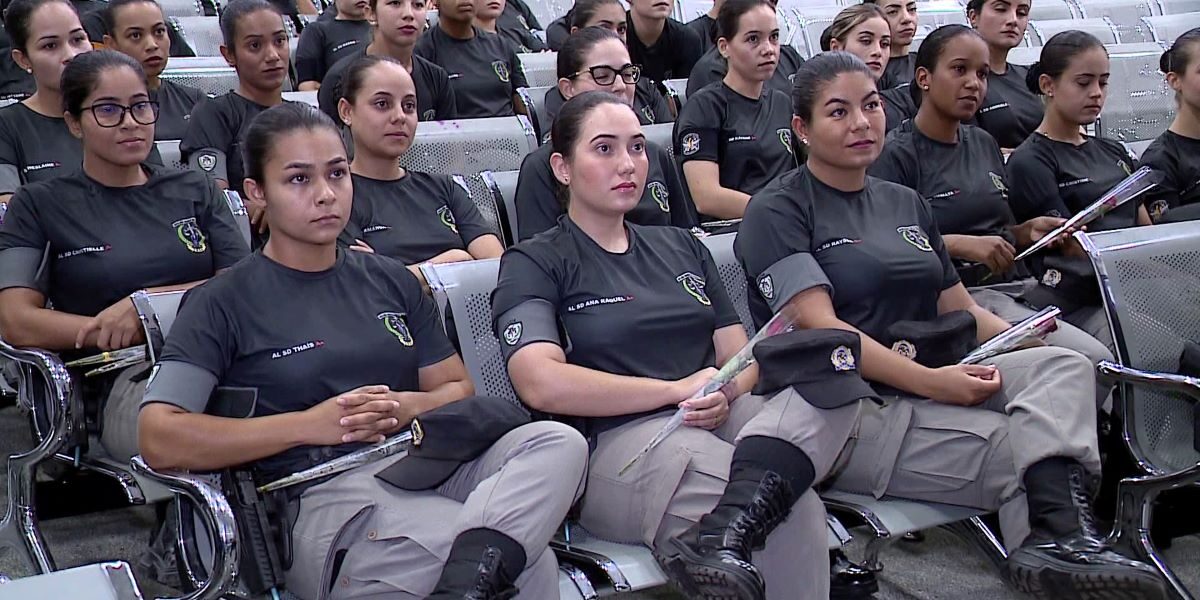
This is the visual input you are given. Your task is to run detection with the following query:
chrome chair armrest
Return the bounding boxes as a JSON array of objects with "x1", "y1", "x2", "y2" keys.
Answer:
[
  {"x1": 1097, "y1": 361, "x2": 1200, "y2": 403},
  {"x1": 0, "y1": 338, "x2": 71, "y2": 424},
  {"x1": 129, "y1": 456, "x2": 239, "y2": 600}
]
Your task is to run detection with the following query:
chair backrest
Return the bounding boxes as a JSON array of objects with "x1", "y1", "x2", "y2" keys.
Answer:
[
  {"x1": 155, "y1": 140, "x2": 184, "y2": 170},
  {"x1": 1077, "y1": 0, "x2": 1160, "y2": 42},
  {"x1": 400, "y1": 116, "x2": 538, "y2": 175},
  {"x1": 791, "y1": 5, "x2": 844, "y2": 59},
  {"x1": 916, "y1": 0, "x2": 968, "y2": 28},
  {"x1": 1158, "y1": 0, "x2": 1200, "y2": 15},
  {"x1": 1027, "y1": 0, "x2": 1079, "y2": 20},
  {"x1": 516, "y1": 85, "x2": 554, "y2": 144},
  {"x1": 522, "y1": 0, "x2": 566, "y2": 34},
  {"x1": 1098, "y1": 43, "x2": 1176, "y2": 142},
  {"x1": 1030, "y1": 17, "x2": 1122, "y2": 45},
  {"x1": 661, "y1": 78, "x2": 688, "y2": 113},
  {"x1": 282, "y1": 90, "x2": 319, "y2": 106},
  {"x1": 1142, "y1": 12, "x2": 1200, "y2": 43},
  {"x1": 452, "y1": 174, "x2": 507, "y2": 242},
  {"x1": 482, "y1": 169, "x2": 520, "y2": 244},
  {"x1": 518, "y1": 51, "x2": 559, "y2": 88},
  {"x1": 1123, "y1": 138, "x2": 1155, "y2": 158},
  {"x1": 160, "y1": 63, "x2": 240, "y2": 96},
  {"x1": 1006, "y1": 45, "x2": 1043, "y2": 66},
  {"x1": 643, "y1": 122, "x2": 675, "y2": 159},
  {"x1": 1079, "y1": 222, "x2": 1200, "y2": 474},
  {"x1": 423, "y1": 259, "x2": 520, "y2": 402},
  {"x1": 223, "y1": 190, "x2": 253, "y2": 247},
  {"x1": 159, "y1": 0, "x2": 203, "y2": 17},
  {"x1": 701, "y1": 233, "x2": 755, "y2": 337},
  {"x1": 172, "y1": 16, "x2": 224, "y2": 56}
]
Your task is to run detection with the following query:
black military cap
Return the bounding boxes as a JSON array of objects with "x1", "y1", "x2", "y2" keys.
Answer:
[
  {"x1": 751, "y1": 329, "x2": 879, "y2": 409},
  {"x1": 883, "y1": 310, "x2": 977, "y2": 368},
  {"x1": 376, "y1": 396, "x2": 531, "y2": 491},
  {"x1": 1023, "y1": 255, "x2": 1101, "y2": 314}
]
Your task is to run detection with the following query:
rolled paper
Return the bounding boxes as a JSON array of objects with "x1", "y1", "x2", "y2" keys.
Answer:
[
  {"x1": 960, "y1": 306, "x2": 1061, "y2": 365},
  {"x1": 618, "y1": 310, "x2": 797, "y2": 476},
  {"x1": 1014, "y1": 167, "x2": 1164, "y2": 261},
  {"x1": 257, "y1": 430, "x2": 414, "y2": 493}
]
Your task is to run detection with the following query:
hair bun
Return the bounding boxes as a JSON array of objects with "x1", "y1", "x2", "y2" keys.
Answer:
[{"x1": 1025, "y1": 61, "x2": 1044, "y2": 95}]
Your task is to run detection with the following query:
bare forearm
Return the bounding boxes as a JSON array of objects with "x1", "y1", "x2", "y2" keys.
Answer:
[
  {"x1": 692, "y1": 185, "x2": 751, "y2": 220},
  {"x1": 800, "y1": 313, "x2": 934, "y2": 397},
  {"x1": 298, "y1": 81, "x2": 320, "y2": 91},
  {"x1": 1, "y1": 305, "x2": 92, "y2": 350},
  {"x1": 942, "y1": 234, "x2": 974, "y2": 261},
  {"x1": 968, "y1": 304, "x2": 1012, "y2": 343},
  {"x1": 139, "y1": 410, "x2": 312, "y2": 472},
  {"x1": 387, "y1": 379, "x2": 474, "y2": 431},
  {"x1": 514, "y1": 361, "x2": 676, "y2": 417}
]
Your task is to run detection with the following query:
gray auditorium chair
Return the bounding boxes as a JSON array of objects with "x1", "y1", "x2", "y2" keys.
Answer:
[
  {"x1": 0, "y1": 292, "x2": 189, "y2": 577},
  {"x1": 1028, "y1": 0, "x2": 1080, "y2": 20},
  {"x1": 1077, "y1": 0, "x2": 1160, "y2": 42},
  {"x1": 1098, "y1": 42, "x2": 1177, "y2": 143},
  {"x1": 452, "y1": 174, "x2": 508, "y2": 243},
  {"x1": 1030, "y1": 17, "x2": 1123, "y2": 44},
  {"x1": 481, "y1": 169, "x2": 520, "y2": 244},
  {"x1": 281, "y1": 90, "x2": 319, "y2": 106},
  {"x1": 155, "y1": 139, "x2": 185, "y2": 170},
  {"x1": 517, "y1": 51, "x2": 558, "y2": 88},
  {"x1": 791, "y1": 5, "x2": 843, "y2": 59},
  {"x1": 222, "y1": 191, "x2": 253, "y2": 247},
  {"x1": 421, "y1": 243, "x2": 849, "y2": 597},
  {"x1": 158, "y1": 0, "x2": 204, "y2": 17},
  {"x1": 1143, "y1": 12, "x2": 1200, "y2": 44},
  {"x1": 160, "y1": 57, "x2": 240, "y2": 96},
  {"x1": 401, "y1": 116, "x2": 538, "y2": 175},
  {"x1": 642, "y1": 122, "x2": 674, "y2": 159},
  {"x1": 700, "y1": 232, "x2": 1009, "y2": 573},
  {"x1": 515, "y1": 85, "x2": 554, "y2": 143},
  {"x1": 1076, "y1": 223, "x2": 1200, "y2": 600},
  {"x1": 0, "y1": 561, "x2": 145, "y2": 599},
  {"x1": 1159, "y1": 0, "x2": 1200, "y2": 15},
  {"x1": 660, "y1": 78, "x2": 687, "y2": 115},
  {"x1": 171, "y1": 16, "x2": 224, "y2": 56}
]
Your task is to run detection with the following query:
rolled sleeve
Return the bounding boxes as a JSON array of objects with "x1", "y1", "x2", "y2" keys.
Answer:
[
  {"x1": 140, "y1": 360, "x2": 218, "y2": 413},
  {"x1": 758, "y1": 252, "x2": 831, "y2": 313},
  {"x1": 495, "y1": 299, "x2": 561, "y2": 361},
  {"x1": 187, "y1": 149, "x2": 229, "y2": 184}
]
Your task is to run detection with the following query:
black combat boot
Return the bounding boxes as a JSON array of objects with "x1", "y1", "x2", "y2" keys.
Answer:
[
  {"x1": 427, "y1": 528, "x2": 524, "y2": 600},
  {"x1": 1006, "y1": 458, "x2": 1167, "y2": 600},
  {"x1": 657, "y1": 436, "x2": 813, "y2": 600},
  {"x1": 829, "y1": 548, "x2": 878, "y2": 599}
]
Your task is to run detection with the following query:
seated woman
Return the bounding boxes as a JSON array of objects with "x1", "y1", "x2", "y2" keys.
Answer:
[
  {"x1": 540, "y1": 0, "x2": 672, "y2": 127},
  {"x1": 674, "y1": 0, "x2": 796, "y2": 222},
  {"x1": 293, "y1": 0, "x2": 372, "y2": 90},
  {"x1": 474, "y1": 0, "x2": 545, "y2": 53},
  {"x1": 413, "y1": 0, "x2": 526, "y2": 118},
  {"x1": 967, "y1": 0, "x2": 1042, "y2": 150},
  {"x1": 1138, "y1": 28, "x2": 1200, "y2": 223},
  {"x1": 0, "y1": 0, "x2": 92, "y2": 202},
  {"x1": 865, "y1": 0, "x2": 917, "y2": 89},
  {"x1": 515, "y1": 27, "x2": 693, "y2": 240},
  {"x1": 181, "y1": 0, "x2": 291, "y2": 236},
  {"x1": 822, "y1": 4, "x2": 915, "y2": 132},
  {"x1": 337, "y1": 55, "x2": 503, "y2": 282},
  {"x1": 102, "y1": 0, "x2": 205, "y2": 140},
  {"x1": 736, "y1": 51, "x2": 1167, "y2": 600},
  {"x1": 0, "y1": 50, "x2": 248, "y2": 463},
  {"x1": 497, "y1": 90, "x2": 852, "y2": 600},
  {"x1": 625, "y1": 0, "x2": 703, "y2": 83},
  {"x1": 544, "y1": 0, "x2": 626, "y2": 51},
  {"x1": 684, "y1": 0, "x2": 804, "y2": 101},
  {"x1": 318, "y1": 0, "x2": 456, "y2": 124},
  {"x1": 138, "y1": 102, "x2": 587, "y2": 600},
  {"x1": 867, "y1": 25, "x2": 1112, "y2": 393},
  {"x1": 1006, "y1": 31, "x2": 1151, "y2": 350}
]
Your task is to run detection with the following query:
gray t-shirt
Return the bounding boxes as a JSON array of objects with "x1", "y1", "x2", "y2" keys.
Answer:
[
  {"x1": 414, "y1": 25, "x2": 528, "y2": 118},
  {"x1": 294, "y1": 18, "x2": 372, "y2": 84}
]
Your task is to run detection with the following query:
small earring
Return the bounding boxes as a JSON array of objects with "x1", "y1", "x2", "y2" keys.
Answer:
[
  {"x1": 25, "y1": 68, "x2": 31, "y2": 74},
  {"x1": 922, "y1": 85, "x2": 930, "y2": 91},
  {"x1": 800, "y1": 137, "x2": 809, "y2": 145}
]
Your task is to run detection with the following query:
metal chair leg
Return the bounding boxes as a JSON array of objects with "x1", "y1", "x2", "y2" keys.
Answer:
[
  {"x1": 1107, "y1": 470, "x2": 1200, "y2": 600},
  {"x1": 942, "y1": 515, "x2": 1008, "y2": 574},
  {"x1": 0, "y1": 343, "x2": 72, "y2": 575}
]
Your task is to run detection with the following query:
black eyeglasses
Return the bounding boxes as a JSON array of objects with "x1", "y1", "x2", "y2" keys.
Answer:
[
  {"x1": 569, "y1": 63, "x2": 641, "y2": 86},
  {"x1": 86, "y1": 101, "x2": 160, "y2": 128}
]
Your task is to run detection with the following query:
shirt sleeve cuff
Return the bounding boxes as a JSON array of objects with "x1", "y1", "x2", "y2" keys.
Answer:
[
  {"x1": 141, "y1": 360, "x2": 218, "y2": 414},
  {"x1": 495, "y1": 298, "x2": 561, "y2": 362},
  {"x1": 0, "y1": 246, "x2": 46, "y2": 293}
]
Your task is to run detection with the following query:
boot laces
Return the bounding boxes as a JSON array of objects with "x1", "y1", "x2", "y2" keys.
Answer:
[
  {"x1": 465, "y1": 547, "x2": 508, "y2": 600},
  {"x1": 721, "y1": 472, "x2": 794, "y2": 556},
  {"x1": 1068, "y1": 467, "x2": 1101, "y2": 541}
]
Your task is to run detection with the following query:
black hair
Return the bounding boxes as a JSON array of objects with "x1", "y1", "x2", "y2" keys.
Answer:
[
  {"x1": 791, "y1": 50, "x2": 874, "y2": 121},
  {"x1": 102, "y1": 0, "x2": 162, "y2": 34},
  {"x1": 820, "y1": 4, "x2": 886, "y2": 52},
  {"x1": 965, "y1": 0, "x2": 984, "y2": 12},
  {"x1": 557, "y1": 26, "x2": 621, "y2": 79},
  {"x1": 243, "y1": 103, "x2": 342, "y2": 184},
  {"x1": 1161, "y1": 27, "x2": 1200, "y2": 75},
  {"x1": 61, "y1": 49, "x2": 146, "y2": 116},
  {"x1": 551, "y1": 90, "x2": 629, "y2": 159},
  {"x1": 1025, "y1": 30, "x2": 1106, "y2": 95},
  {"x1": 717, "y1": 0, "x2": 772, "y2": 41},
  {"x1": 911, "y1": 24, "x2": 983, "y2": 102},
  {"x1": 4, "y1": 0, "x2": 78, "y2": 52},
  {"x1": 339, "y1": 54, "x2": 404, "y2": 103},
  {"x1": 219, "y1": 0, "x2": 280, "y2": 49},
  {"x1": 569, "y1": 0, "x2": 621, "y2": 29}
]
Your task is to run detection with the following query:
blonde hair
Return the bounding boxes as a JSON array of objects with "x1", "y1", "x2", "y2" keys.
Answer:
[{"x1": 820, "y1": 4, "x2": 887, "y2": 52}]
